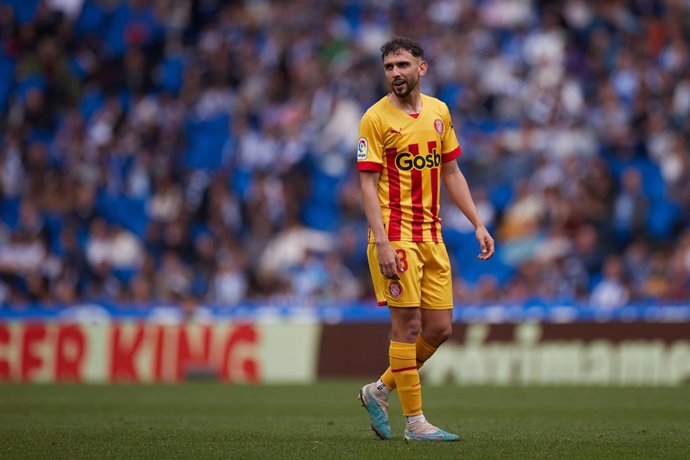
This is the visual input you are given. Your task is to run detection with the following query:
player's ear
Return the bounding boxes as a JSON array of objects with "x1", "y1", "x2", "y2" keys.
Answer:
[{"x1": 419, "y1": 60, "x2": 428, "y2": 76}]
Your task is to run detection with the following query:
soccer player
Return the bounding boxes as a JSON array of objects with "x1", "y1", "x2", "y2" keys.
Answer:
[{"x1": 356, "y1": 37, "x2": 494, "y2": 442}]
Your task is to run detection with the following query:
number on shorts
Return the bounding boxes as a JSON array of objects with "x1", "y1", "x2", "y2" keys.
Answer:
[{"x1": 395, "y1": 249, "x2": 408, "y2": 272}]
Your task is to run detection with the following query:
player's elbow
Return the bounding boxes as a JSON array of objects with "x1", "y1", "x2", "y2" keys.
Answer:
[{"x1": 441, "y1": 161, "x2": 461, "y2": 179}]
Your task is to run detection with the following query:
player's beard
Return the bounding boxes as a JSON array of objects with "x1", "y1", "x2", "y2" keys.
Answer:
[{"x1": 391, "y1": 76, "x2": 418, "y2": 98}]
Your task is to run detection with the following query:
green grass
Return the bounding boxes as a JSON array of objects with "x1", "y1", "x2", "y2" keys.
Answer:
[{"x1": 1, "y1": 383, "x2": 689, "y2": 459}]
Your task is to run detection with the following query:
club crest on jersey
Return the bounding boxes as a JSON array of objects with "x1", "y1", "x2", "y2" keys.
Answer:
[
  {"x1": 357, "y1": 137, "x2": 368, "y2": 160},
  {"x1": 388, "y1": 281, "x2": 403, "y2": 299},
  {"x1": 434, "y1": 119, "x2": 444, "y2": 135}
]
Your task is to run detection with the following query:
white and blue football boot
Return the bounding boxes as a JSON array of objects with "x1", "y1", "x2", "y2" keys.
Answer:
[
  {"x1": 358, "y1": 383, "x2": 392, "y2": 440},
  {"x1": 404, "y1": 420, "x2": 460, "y2": 442}
]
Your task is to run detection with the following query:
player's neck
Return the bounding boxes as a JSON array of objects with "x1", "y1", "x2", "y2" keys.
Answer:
[{"x1": 388, "y1": 92, "x2": 423, "y2": 115}]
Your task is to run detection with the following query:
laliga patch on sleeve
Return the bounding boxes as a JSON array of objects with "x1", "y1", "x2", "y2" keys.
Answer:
[{"x1": 357, "y1": 137, "x2": 368, "y2": 160}]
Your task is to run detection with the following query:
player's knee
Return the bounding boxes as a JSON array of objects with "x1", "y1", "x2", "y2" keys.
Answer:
[
  {"x1": 426, "y1": 324, "x2": 452, "y2": 344},
  {"x1": 438, "y1": 324, "x2": 452, "y2": 343},
  {"x1": 392, "y1": 318, "x2": 421, "y2": 342},
  {"x1": 403, "y1": 319, "x2": 422, "y2": 341}
]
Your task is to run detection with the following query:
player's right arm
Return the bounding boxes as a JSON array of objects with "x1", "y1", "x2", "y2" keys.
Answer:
[
  {"x1": 357, "y1": 112, "x2": 403, "y2": 279},
  {"x1": 359, "y1": 171, "x2": 402, "y2": 279}
]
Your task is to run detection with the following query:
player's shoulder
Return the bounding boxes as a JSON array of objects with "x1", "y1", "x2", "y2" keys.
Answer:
[
  {"x1": 360, "y1": 96, "x2": 394, "y2": 131},
  {"x1": 363, "y1": 96, "x2": 391, "y2": 119},
  {"x1": 421, "y1": 94, "x2": 450, "y2": 114}
]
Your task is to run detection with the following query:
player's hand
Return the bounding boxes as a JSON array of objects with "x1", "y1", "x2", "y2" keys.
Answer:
[
  {"x1": 476, "y1": 225, "x2": 494, "y2": 260},
  {"x1": 376, "y1": 241, "x2": 403, "y2": 279}
]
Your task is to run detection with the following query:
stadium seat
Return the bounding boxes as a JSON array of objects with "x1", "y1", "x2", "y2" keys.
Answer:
[{"x1": 184, "y1": 115, "x2": 231, "y2": 170}]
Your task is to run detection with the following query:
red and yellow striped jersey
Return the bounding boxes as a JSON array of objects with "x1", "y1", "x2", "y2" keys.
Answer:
[{"x1": 357, "y1": 94, "x2": 461, "y2": 243}]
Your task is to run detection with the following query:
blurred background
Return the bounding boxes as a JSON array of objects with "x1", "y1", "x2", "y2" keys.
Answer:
[
  {"x1": 1, "y1": 0, "x2": 689, "y2": 311},
  {"x1": 0, "y1": 0, "x2": 689, "y2": 385}
]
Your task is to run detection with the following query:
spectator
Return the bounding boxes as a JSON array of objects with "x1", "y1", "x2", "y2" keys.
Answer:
[
  {"x1": 212, "y1": 253, "x2": 248, "y2": 306},
  {"x1": 590, "y1": 256, "x2": 630, "y2": 310},
  {"x1": 613, "y1": 167, "x2": 649, "y2": 243}
]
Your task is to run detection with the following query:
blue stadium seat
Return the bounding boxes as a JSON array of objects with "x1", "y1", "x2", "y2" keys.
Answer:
[
  {"x1": 0, "y1": 196, "x2": 20, "y2": 228},
  {"x1": 7, "y1": 0, "x2": 40, "y2": 24},
  {"x1": 80, "y1": 88, "x2": 105, "y2": 121},
  {"x1": 447, "y1": 231, "x2": 514, "y2": 285},
  {"x1": 112, "y1": 267, "x2": 138, "y2": 284},
  {"x1": 43, "y1": 214, "x2": 64, "y2": 254},
  {"x1": 303, "y1": 203, "x2": 339, "y2": 232},
  {"x1": 436, "y1": 83, "x2": 461, "y2": 108},
  {"x1": 104, "y1": 2, "x2": 163, "y2": 57},
  {"x1": 489, "y1": 182, "x2": 514, "y2": 213},
  {"x1": 17, "y1": 75, "x2": 45, "y2": 101},
  {"x1": 0, "y1": 53, "x2": 15, "y2": 113},
  {"x1": 74, "y1": 0, "x2": 106, "y2": 38},
  {"x1": 96, "y1": 194, "x2": 148, "y2": 238},
  {"x1": 231, "y1": 168, "x2": 253, "y2": 199},
  {"x1": 646, "y1": 200, "x2": 679, "y2": 239},
  {"x1": 636, "y1": 160, "x2": 665, "y2": 200},
  {"x1": 159, "y1": 55, "x2": 185, "y2": 95},
  {"x1": 184, "y1": 114, "x2": 230, "y2": 170}
]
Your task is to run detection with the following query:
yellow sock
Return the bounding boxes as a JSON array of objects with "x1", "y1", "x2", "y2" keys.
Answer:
[
  {"x1": 389, "y1": 340, "x2": 422, "y2": 416},
  {"x1": 381, "y1": 336, "x2": 438, "y2": 390}
]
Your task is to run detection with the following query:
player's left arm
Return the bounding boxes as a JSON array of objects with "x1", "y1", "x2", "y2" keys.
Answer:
[
  {"x1": 441, "y1": 159, "x2": 494, "y2": 260},
  {"x1": 438, "y1": 103, "x2": 494, "y2": 260}
]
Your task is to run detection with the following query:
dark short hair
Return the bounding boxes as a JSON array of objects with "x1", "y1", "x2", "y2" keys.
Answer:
[{"x1": 380, "y1": 37, "x2": 424, "y2": 61}]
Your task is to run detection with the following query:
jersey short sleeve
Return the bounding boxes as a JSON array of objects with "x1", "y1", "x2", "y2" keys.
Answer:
[
  {"x1": 440, "y1": 104, "x2": 462, "y2": 163},
  {"x1": 357, "y1": 113, "x2": 384, "y2": 172}
]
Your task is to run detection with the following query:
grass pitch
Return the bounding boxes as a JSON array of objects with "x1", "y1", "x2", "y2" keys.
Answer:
[{"x1": 1, "y1": 382, "x2": 688, "y2": 459}]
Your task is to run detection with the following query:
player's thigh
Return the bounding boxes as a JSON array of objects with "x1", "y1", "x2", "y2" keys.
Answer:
[
  {"x1": 366, "y1": 243, "x2": 388, "y2": 305},
  {"x1": 419, "y1": 242, "x2": 453, "y2": 310},
  {"x1": 367, "y1": 241, "x2": 422, "y2": 307}
]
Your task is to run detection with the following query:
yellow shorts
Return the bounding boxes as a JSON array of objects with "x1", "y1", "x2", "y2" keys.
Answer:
[{"x1": 367, "y1": 241, "x2": 453, "y2": 309}]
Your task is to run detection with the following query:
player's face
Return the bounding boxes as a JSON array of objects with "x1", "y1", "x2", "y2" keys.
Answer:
[{"x1": 383, "y1": 50, "x2": 427, "y2": 98}]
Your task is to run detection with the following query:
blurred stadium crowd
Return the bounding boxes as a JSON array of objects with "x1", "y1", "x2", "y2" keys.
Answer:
[{"x1": 0, "y1": 0, "x2": 689, "y2": 308}]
